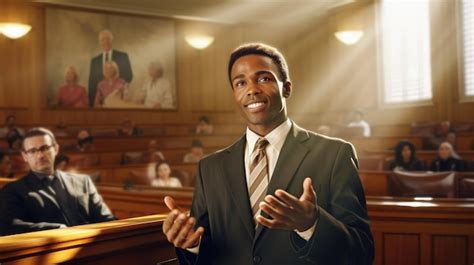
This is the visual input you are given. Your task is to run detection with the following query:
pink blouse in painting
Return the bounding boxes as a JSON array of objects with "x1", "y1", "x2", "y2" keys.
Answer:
[{"x1": 54, "y1": 84, "x2": 89, "y2": 108}]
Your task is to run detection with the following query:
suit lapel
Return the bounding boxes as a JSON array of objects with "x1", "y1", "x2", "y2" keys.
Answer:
[
  {"x1": 25, "y1": 173, "x2": 62, "y2": 210},
  {"x1": 222, "y1": 135, "x2": 255, "y2": 239},
  {"x1": 254, "y1": 123, "x2": 310, "y2": 241}
]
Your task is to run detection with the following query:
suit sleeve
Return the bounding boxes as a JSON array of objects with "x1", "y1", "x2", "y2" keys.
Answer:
[
  {"x1": 176, "y1": 161, "x2": 212, "y2": 265},
  {"x1": 85, "y1": 176, "x2": 116, "y2": 222},
  {"x1": 0, "y1": 186, "x2": 65, "y2": 235},
  {"x1": 290, "y1": 143, "x2": 374, "y2": 265}
]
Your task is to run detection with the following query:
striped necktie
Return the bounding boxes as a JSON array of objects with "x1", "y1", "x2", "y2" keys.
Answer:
[{"x1": 249, "y1": 138, "x2": 269, "y2": 224}]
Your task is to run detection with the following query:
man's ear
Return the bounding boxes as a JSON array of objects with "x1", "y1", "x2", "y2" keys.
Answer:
[{"x1": 282, "y1": 81, "x2": 292, "y2": 98}]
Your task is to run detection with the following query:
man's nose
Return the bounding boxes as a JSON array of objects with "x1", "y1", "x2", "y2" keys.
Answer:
[{"x1": 246, "y1": 81, "x2": 261, "y2": 96}]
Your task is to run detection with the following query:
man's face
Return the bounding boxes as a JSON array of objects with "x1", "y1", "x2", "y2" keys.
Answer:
[
  {"x1": 22, "y1": 135, "x2": 59, "y2": 175},
  {"x1": 99, "y1": 32, "x2": 113, "y2": 52},
  {"x1": 230, "y1": 55, "x2": 291, "y2": 135},
  {"x1": 439, "y1": 144, "x2": 450, "y2": 160}
]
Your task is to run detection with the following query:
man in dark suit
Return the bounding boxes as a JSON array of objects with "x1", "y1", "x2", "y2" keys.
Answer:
[
  {"x1": 163, "y1": 43, "x2": 374, "y2": 264},
  {"x1": 88, "y1": 29, "x2": 133, "y2": 107},
  {"x1": 0, "y1": 127, "x2": 115, "y2": 236}
]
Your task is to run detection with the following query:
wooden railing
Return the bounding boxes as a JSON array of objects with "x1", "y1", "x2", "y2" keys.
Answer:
[{"x1": 0, "y1": 215, "x2": 177, "y2": 265}]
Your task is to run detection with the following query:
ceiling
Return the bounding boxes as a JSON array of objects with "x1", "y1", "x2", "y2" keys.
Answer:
[{"x1": 32, "y1": 0, "x2": 353, "y2": 24}]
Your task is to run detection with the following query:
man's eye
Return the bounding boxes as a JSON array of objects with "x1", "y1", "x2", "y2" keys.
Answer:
[
  {"x1": 234, "y1": 80, "x2": 246, "y2": 88},
  {"x1": 258, "y1": 76, "x2": 271, "y2": 82}
]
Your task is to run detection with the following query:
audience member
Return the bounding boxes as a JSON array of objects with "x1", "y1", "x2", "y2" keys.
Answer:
[
  {"x1": 53, "y1": 66, "x2": 89, "y2": 108},
  {"x1": 95, "y1": 61, "x2": 129, "y2": 107},
  {"x1": 183, "y1": 139, "x2": 205, "y2": 163},
  {"x1": 139, "y1": 60, "x2": 174, "y2": 109},
  {"x1": 0, "y1": 115, "x2": 24, "y2": 138},
  {"x1": 0, "y1": 127, "x2": 115, "y2": 236},
  {"x1": 195, "y1": 116, "x2": 214, "y2": 135},
  {"x1": 118, "y1": 119, "x2": 140, "y2": 136},
  {"x1": 54, "y1": 154, "x2": 70, "y2": 171},
  {"x1": 76, "y1": 129, "x2": 95, "y2": 152},
  {"x1": 142, "y1": 140, "x2": 165, "y2": 163},
  {"x1": 53, "y1": 121, "x2": 70, "y2": 137},
  {"x1": 0, "y1": 152, "x2": 13, "y2": 178},
  {"x1": 6, "y1": 129, "x2": 23, "y2": 153},
  {"x1": 88, "y1": 29, "x2": 133, "y2": 107},
  {"x1": 446, "y1": 132, "x2": 456, "y2": 149},
  {"x1": 347, "y1": 110, "x2": 371, "y2": 137},
  {"x1": 151, "y1": 162, "x2": 182, "y2": 188},
  {"x1": 426, "y1": 121, "x2": 453, "y2": 150},
  {"x1": 388, "y1": 141, "x2": 425, "y2": 171},
  {"x1": 430, "y1": 142, "x2": 465, "y2": 172}
]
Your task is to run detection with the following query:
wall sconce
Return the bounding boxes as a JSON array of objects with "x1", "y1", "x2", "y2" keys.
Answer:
[
  {"x1": 334, "y1": 30, "x2": 364, "y2": 45},
  {"x1": 185, "y1": 35, "x2": 214, "y2": 50},
  {"x1": 0, "y1": 23, "x2": 32, "y2": 39}
]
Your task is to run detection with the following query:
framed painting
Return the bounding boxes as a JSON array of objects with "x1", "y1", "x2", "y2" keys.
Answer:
[{"x1": 46, "y1": 8, "x2": 177, "y2": 110}]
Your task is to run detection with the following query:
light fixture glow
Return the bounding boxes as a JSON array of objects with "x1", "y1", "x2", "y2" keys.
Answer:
[
  {"x1": 334, "y1": 30, "x2": 364, "y2": 45},
  {"x1": 185, "y1": 35, "x2": 214, "y2": 50},
  {"x1": 0, "y1": 23, "x2": 32, "y2": 39}
]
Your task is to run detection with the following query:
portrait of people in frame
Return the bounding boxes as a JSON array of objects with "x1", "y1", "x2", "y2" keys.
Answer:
[{"x1": 46, "y1": 8, "x2": 177, "y2": 110}]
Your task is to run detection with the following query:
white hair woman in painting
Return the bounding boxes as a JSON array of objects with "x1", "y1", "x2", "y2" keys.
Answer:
[
  {"x1": 94, "y1": 61, "x2": 128, "y2": 107},
  {"x1": 139, "y1": 60, "x2": 173, "y2": 109}
]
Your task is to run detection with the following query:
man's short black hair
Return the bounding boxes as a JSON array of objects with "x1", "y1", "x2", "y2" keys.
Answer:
[
  {"x1": 22, "y1": 127, "x2": 57, "y2": 150},
  {"x1": 0, "y1": 151, "x2": 5, "y2": 162},
  {"x1": 227, "y1": 43, "x2": 290, "y2": 86}
]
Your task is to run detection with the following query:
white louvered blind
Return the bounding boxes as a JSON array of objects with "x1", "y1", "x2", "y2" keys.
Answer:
[
  {"x1": 461, "y1": 0, "x2": 474, "y2": 96},
  {"x1": 380, "y1": 0, "x2": 432, "y2": 103}
]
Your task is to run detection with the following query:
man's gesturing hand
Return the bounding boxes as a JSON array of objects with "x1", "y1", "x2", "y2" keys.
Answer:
[
  {"x1": 256, "y1": 177, "x2": 319, "y2": 232},
  {"x1": 162, "y1": 196, "x2": 204, "y2": 249}
]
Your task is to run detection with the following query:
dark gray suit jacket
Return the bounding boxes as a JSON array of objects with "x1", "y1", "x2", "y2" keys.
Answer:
[
  {"x1": 0, "y1": 171, "x2": 115, "y2": 236},
  {"x1": 177, "y1": 123, "x2": 374, "y2": 265},
  {"x1": 88, "y1": 49, "x2": 133, "y2": 106}
]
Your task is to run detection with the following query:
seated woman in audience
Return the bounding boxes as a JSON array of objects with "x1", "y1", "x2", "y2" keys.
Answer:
[
  {"x1": 0, "y1": 115, "x2": 24, "y2": 138},
  {"x1": 430, "y1": 142, "x2": 465, "y2": 171},
  {"x1": 389, "y1": 141, "x2": 425, "y2": 171},
  {"x1": 151, "y1": 162, "x2": 182, "y2": 188},
  {"x1": 54, "y1": 154, "x2": 70, "y2": 171},
  {"x1": 0, "y1": 151, "x2": 13, "y2": 178},
  {"x1": 95, "y1": 61, "x2": 128, "y2": 107},
  {"x1": 76, "y1": 129, "x2": 95, "y2": 152},
  {"x1": 118, "y1": 119, "x2": 140, "y2": 136},
  {"x1": 53, "y1": 66, "x2": 89, "y2": 108},
  {"x1": 195, "y1": 116, "x2": 214, "y2": 135},
  {"x1": 183, "y1": 139, "x2": 205, "y2": 163}
]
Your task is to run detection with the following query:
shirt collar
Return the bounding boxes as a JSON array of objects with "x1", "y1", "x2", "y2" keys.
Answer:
[
  {"x1": 32, "y1": 171, "x2": 56, "y2": 182},
  {"x1": 246, "y1": 119, "x2": 292, "y2": 152}
]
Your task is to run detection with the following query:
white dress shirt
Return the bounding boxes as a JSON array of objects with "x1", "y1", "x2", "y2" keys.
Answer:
[{"x1": 103, "y1": 50, "x2": 113, "y2": 65}]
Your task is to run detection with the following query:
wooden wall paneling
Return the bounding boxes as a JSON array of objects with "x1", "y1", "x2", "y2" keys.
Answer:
[
  {"x1": 432, "y1": 235, "x2": 468, "y2": 265},
  {"x1": 383, "y1": 233, "x2": 420, "y2": 265}
]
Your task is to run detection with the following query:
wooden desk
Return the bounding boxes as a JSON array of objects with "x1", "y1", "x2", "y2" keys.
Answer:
[
  {"x1": 0, "y1": 215, "x2": 177, "y2": 265},
  {"x1": 367, "y1": 196, "x2": 474, "y2": 265}
]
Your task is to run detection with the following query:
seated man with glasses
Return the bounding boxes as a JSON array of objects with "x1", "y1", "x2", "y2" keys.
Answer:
[{"x1": 0, "y1": 127, "x2": 115, "y2": 236}]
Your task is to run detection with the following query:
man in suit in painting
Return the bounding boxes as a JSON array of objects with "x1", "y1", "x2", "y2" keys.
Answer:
[
  {"x1": 88, "y1": 29, "x2": 133, "y2": 107},
  {"x1": 162, "y1": 43, "x2": 374, "y2": 264},
  {"x1": 0, "y1": 127, "x2": 115, "y2": 236}
]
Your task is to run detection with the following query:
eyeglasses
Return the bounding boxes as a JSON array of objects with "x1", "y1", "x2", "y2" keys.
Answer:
[{"x1": 23, "y1": 145, "x2": 54, "y2": 156}]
